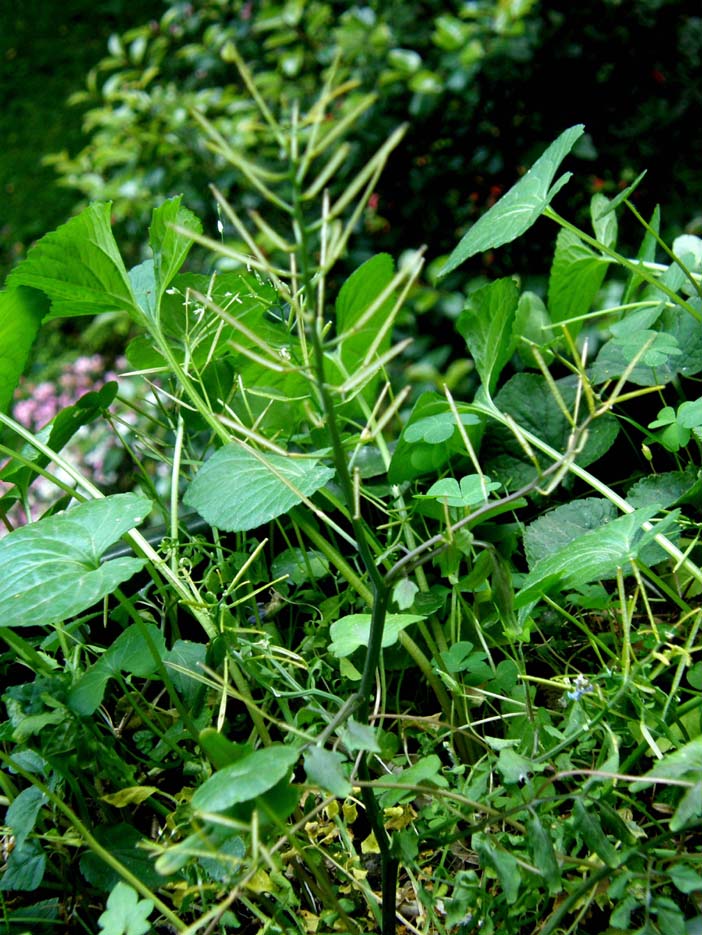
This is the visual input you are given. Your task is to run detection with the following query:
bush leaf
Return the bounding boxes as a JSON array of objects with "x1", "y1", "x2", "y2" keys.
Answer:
[
  {"x1": 184, "y1": 444, "x2": 334, "y2": 532},
  {"x1": 439, "y1": 125, "x2": 584, "y2": 275}
]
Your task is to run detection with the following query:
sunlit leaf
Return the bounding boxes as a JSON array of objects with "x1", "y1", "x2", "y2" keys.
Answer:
[
  {"x1": 184, "y1": 444, "x2": 334, "y2": 532},
  {"x1": 0, "y1": 494, "x2": 151, "y2": 628},
  {"x1": 439, "y1": 125, "x2": 584, "y2": 275},
  {"x1": 7, "y1": 203, "x2": 140, "y2": 320}
]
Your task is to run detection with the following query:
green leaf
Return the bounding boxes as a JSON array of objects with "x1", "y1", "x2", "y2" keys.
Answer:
[
  {"x1": 198, "y1": 728, "x2": 253, "y2": 770},
  {"x1": 163, "y1": 639, "x2": 207, "y2": 707},
  {"x1": 528, "y1": 814, "x2": 561, "y2": 895},
  {"x1": 149, "y1": 196, "x2": 203, "y2": 307},
  {"x1": 184, "y1": 444, "x2": 334, "y2": 532},
  {"x1": 338, "y1": 718, "x2": 381, "y2": 753},
  {"x1": 670, "y1": 780, "x2": 702, "y2": 832},
  {"x1": 523, "y1": 498, "x2": 617, "y2": 568},
  {"x1": 0, "y1": 494, "x2": 151, "y2": 628},
  {"x1": 485, "y1": 373, "x2": 618, "y2": 489},
  {"x1": 192, "y1": 744, "x2": 299, "y2": 812},
  {"x1": 379, "y1": 754, "x2": 448, "y2": 808},
  {"x1": 0, "y1": 287, "x2": 48, "y2": 413},
  {"x1": 424, "y1": 474, "x2": 501, "y2": 508},
  {"x1": 472, "y1": 831, "x2": 521, "y2": 904},
  {"x1": 515, "y1": 506, "x2": 663, "y2": 607},
  {"x1": 592, "y1": 330, "x2": 682, "y2": 387},
  {"x1": 7, "y1": 203, "x2": 140, "y2": 320},
  {"x1": 632, "y1": 737, "x2": 702, "y2": 790},
  {"x1": 388, "y1": 393, "x2": 483, "y2": 485},
  {"x1": 97, "y1": 882, "x2": 153, "y2": 935},
  {"x1": 392, "y1": 577, "x2": 419, "y2": 610},
  {"x1": 669, "y1": 863, "x2": 702, "y2": 894},
  {"x1": 6, "y1": 786, "x2": 47, "y2": 850},
  {"x1": 572, "y1": 799, "x2": 620, "y2": 868},
  {"x1": 69, "y1": 623, "x2": 167, "y2": 716},
  {"x1": 547, "y1": 229, "x2": 609, "y2": 332},
  {"x1": 457, "y1": 277, "x2": 520, "y2": 394},
  {"x1": 439, "y1": 125, "x2": 584, "y2": 275},
  {"x1": 590, "y1": 192, "x2": 618, "y2": 248},
  {"x1": 304, "y1": 747, "x2": 352, "y2": 798},
  {"x1": 627, "y1": 470, "x2": 700, "y2": 510},
  {"x1": 0, "y1": 840, "x2": 46, "y2": 891},
  {"x1": 329, "y1": 613, "x2": 423, "y2": 658},
  {"x1": 271, "y1": 547, "x2": 329, "y2": 585},
  {"x1": 496, "y1": 748, "x2": 536, "y2": 785}
]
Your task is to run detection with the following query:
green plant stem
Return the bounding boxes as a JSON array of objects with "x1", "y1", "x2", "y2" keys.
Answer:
[
  {"x1": 544, "y1": 206, "x2": 702, "y2": 322},
  {"x1": 289, "y1": 137, "x2": 397, "y2": 932},
  {"x1": 0, "y1": 752, "x2": 186, "y2": 932}
]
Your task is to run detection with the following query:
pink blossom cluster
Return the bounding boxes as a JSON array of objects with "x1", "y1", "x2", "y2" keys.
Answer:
[
  {"x1": 1, "y1": 355, "x2": 129, "y2": 535},
  {"x1": 12, "y1": 354, "x2": 121, "y2": 431}
]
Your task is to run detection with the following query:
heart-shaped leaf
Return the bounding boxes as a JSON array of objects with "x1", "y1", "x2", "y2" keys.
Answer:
[{"x1": 0, "y1": 493, "x2": 151, "y2": 628}]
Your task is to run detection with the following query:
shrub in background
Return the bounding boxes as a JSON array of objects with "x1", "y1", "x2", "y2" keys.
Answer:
[{"x1": 48, "y1": 0, "x2": 702, "y2": 284}]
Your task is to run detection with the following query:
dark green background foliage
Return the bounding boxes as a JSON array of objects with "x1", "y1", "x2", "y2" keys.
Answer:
[
  {"x1": 3, "y1": 0, "x2": 701, "y2": 281},
  {"x1": 0, "y1": 0, "x2": 162, "y2": 276}
]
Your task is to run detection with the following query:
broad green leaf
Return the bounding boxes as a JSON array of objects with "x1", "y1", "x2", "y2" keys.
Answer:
[
  {"x1": 198, "y1": 728, "x2": 253, "y2": 770},
  {"x1": 0, "y1": 840, "x2": 46, "y2": 891},
  {"x1": 149, "y1": 196, "x2": 203, "y2": 306},
  {"x1": 0, "y1": 287, "x2": 48, "y2": 413},
  {"x1": 572, "y1": 800, "x2": 620, "y2": 868},
  {"x1": 631, "y1": 737, "x2": 702, "y2": 790},
  {"x1": 325, "y1": 254, "x2": 397, "y2": 410},
  {"x1": 496, "y1": 748, "x2": 543, "y2": 785},
  {"x1": 392, "y1": 577, "x2": 419, "y2": 610},
  {"x1": 623, "y1": 203, "x2": 660, "y2": 304},
  {"x1": 0, "y1": 493, "x2": 151, "y2": 628},
  {"x1": 515, "y1": 506, "x2": 662, "y2": 607},
  {"x1": 669, "y1": 863, "x2": 702, "y2": 894},
  {"x1": 627, "y1": 469, "x2": 701, "y2": 510},
  {"x1": 271, "y1": 547, "x2": 329, "y2": 585},
  {"x1": 485, "y1": 373, "x2": 618, "y2": 489},
  {"x1": 547, "y1": 229, "x2": 609, "y2": 332},
  {"x1": 388, "y1": 393, "x2": 483, "y2": 485},
  {"x1": 472, "y1": 832, "x2": 521, "y2": 904},
  {"x1": 590, "y1": 193, "x2": 618, "y2": 248},
  {"x1": 457, "y1": 277, "x2": 519, "y2": 394},
  {"x1": 163, "y1": 640, "x2": 207, "y2": 707},
  {"x1": 338, "y1": 718, "x2": 381, "y2": 753},
  {"x1": 184, "y1": 444, "x2": 334, "y2": 532},
  {"x1": 528, "y1": 814, "x2": 561, "y2": 894},
  {"x1": 380, "y1": 754, "x2": 448, "y2": 808},
  {"x1": 192, "y1": 744, "x2": 299, "y2": 812},
  {"x1": 439, "y1": 125, "x2": 584, "y2": 275},
  {"x1": 69, "y1": 623, "x2": 167, "y2": 716},
  {"x1": 670, "y1": 781, "x2": 702, "y2": 832},
  {"x1": 304, "y1": 747, "x2": 352, "y2": 798},
  {"x1": 329, "y1": 613, "x2": 424, "y2": 658},
  {"x1": 523, "y1": 498, "x2": 617, "y2": 568},
  {"x1": 592, "y1": 330, "x2": 682, "y2": 386},
  {"x1": 6, "y1": 786, "x2": 47, "y2": 850},
  {"x1": 97, "y1": 882, "x2": 153, "y2": 935},
  {"x1": 7, "y1": 203, "x2": 140, "y2": 320},
  {"x1": 514, "y1": 290, "x2": 555, "y2": 368}
]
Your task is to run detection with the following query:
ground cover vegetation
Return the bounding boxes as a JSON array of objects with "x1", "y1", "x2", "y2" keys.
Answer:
[{"x1": 2, "y1": 11, "x2": 702, "y2": 935}]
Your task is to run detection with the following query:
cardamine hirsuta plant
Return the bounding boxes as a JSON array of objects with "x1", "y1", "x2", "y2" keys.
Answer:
[{"x1": 1, "y1": 49, "x2": 702, "y2": 935}]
